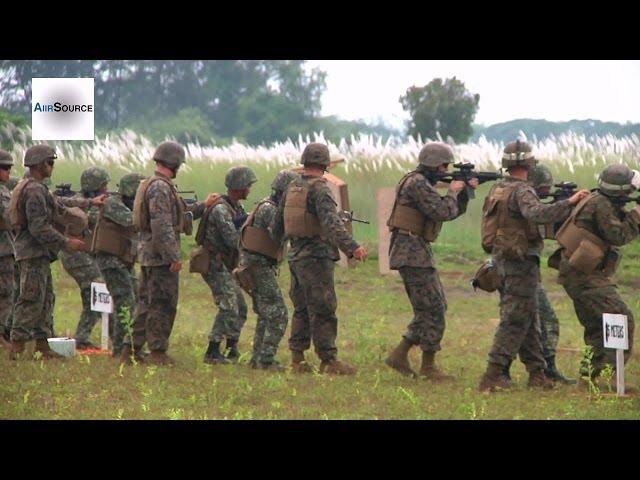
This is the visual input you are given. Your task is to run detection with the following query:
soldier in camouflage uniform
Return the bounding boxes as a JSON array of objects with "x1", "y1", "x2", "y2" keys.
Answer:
[
  {"x1": 93, "y1": 173, "x2": 146, "y2": 357},
  {"x1": 0, "y1": 151, "x2": 16, "y2": 350},
  {"x1": 125, "y1": 141, "x2": 213, "y2": 366},
  {"x1": 385, "y1": 142, "x2": 477, "y2": 380},
  {"x1": 478, "y1": 141, "x2": 589, "y2": 392},
  {"x1": 200, "y1": 166, "x2": 254, "y2": 364},
  {"x1": 501, "y1": 164, "x2": 576, "y2": 384},
  {"x1": 235, "y1": 169, "x2": 298, "y2": 371},
  {"x1": 58, "y1": 167, "x2": 111, "y2": 349},
  {"x1": 8, "y1": 145, "x2": 99, "y2": 359},
  {"x1": 270, "y1": 143, "x2": 368, "y2": 375},
  {"x1": 556, "y1": 164, "x2": 639, "y2": 381}
]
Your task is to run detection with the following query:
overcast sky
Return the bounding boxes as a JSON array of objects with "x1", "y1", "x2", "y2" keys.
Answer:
[{"x1": 305, "y1": 60, "x2": 640, "y2": 130}]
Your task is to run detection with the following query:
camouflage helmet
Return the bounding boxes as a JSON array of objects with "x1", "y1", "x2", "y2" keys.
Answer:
[
  {"x1": 502, "y1": 140, "x2": 537, "y2": 168},
  {"x1": 529, "y1": 164, "x2": 554, "y2": 189},
  {"x1": 0, "y1": 149, "x2": 14, "y2": 167},
  {"x1": 271, "y1": 170, "x2": 298, "y2": 193},
  {"x1": 7, "y1": 176, "x2": 19, "y2": 190},
  {"x1": 118, "y1": 173, "x2": 146, "y2": 198},
  {"x1": 598, "y1": 164, "x2": 635, "y2": 197},
  {"x1": 24, "y1": 144, "x2": 57, "y2": 167},
  {"x1": 301, "y1": 143, "x2": 331, "y2": 168},
  {"x1": 225, "y1": 166, "x2": 257, "y2": 190},
  {"x1": 80, "y1": 167, "x2": 110, "y2": 193},
  {"x1": 418, "y1": 142, "x2": 455, "y2": 169},
  {"x1": 152, "y1": 141, "x2": 185, "y2": 169}
]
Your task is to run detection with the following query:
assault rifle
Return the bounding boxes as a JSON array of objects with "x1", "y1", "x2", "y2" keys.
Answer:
[
  {"x1": 178, "y1": 190, "x2": 198, "y2": 206},
  {"x1": 338, "y1": 210, "x2": 370, "y2": 224},
  {"x1": 538, "y1": 182, "x2": 578, "y2": 203},
  {"x1": 610, "y1": 195, "x2": 640, "y2": 207},
  {"x1": 54, "y1": 183, "x2": 119, "y2": 198},
  {"x1": 430, "y1": 162, "x2": 502, "y2": 199}
]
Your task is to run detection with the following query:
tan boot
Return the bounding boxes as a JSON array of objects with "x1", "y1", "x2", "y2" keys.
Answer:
[
  {"x1": 385, "y1": 338, "x2": 416, "y2": 377},
  {"x1": 419, "y1": 351, "x2": 454, "y2": 382},
  {"x1": 9, "y1": 339, "x2": 26, "y2": 360},
  {"x1": 147, "y1": 350, "x2": 176, "y2": 366},
  {"x1": 479, "y1": 362, "x2": 512, "y2": 392},
  {"x1": 527, "y1": 369, "x2": 555, "y2": 390},
  {"x1": 319, "y1": 359, "x2": 357, "y2": 376},
  {"x1": 34, "y1": 338, "x2": 64, "y2": 359},
  {"x1": 291, "y1": 350, "x2": 314, "y2": 373}
]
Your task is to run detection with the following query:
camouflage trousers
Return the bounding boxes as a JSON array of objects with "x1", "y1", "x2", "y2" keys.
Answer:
[
  {"x1": 399, "y1": 266, "x2": 447, "y2": 352},
  {"x1": 100, "y1": 265, "x2": 137, "y2": 355},
  {"x1": 246, "y1": 264, "x2": 288, "y2": 364},
  {"x1": 560, "y1": 268, "x2": 635, "y2": 376},
  {"x1": 202, "y1": 260, "x2": 247, "y2": 343},
  {"x1": 538, "y1": 284, "x2": 559, "y2": 358},
  {"x1": 487, "y1": 256, "x2": 546, "y2": 372},
  {"x1": 288, "y1": 257, "x2": 339, "y2": 362},
  {"x1": 11, "y1": 256, "x2": 55, "y2": 342},
  {"x1": 0, "y1": 255, "x2": 15, "y2": 339},
  {"x1": 63, "y1": 262, "x2": 103, "y2": 343},
  {"x1": 129, "y1": 266, "x2": 179, "y2": 352}
]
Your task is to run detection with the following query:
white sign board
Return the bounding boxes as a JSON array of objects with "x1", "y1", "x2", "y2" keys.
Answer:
[
  {"x1": 90, "y1": 282, "x2": 113, "y2": 314},
  {"x1": 603, "y1": 313, "x2": 629, "y2": 350}
]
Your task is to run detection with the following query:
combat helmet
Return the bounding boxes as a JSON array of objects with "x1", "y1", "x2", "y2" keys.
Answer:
[
  {"x1": 24, "y1": 144, "x2": 57, "y2": 167},
  {"x1": 598, "y1": 164, "x2": 636, "y2": 197},
  {"x1": 529, "y1": 164, "x2": 554, "y2": 189},
  {"x1": 0, "y1": 149, "x2": 14, "y2": 167},
  {"x1": 153, "y1": 141, "x2": 185, "y2": 169},
  {"x1": 271, "y1": 170, "x2": 298, "y2": 193},
  {"x1": 225, "y1": 166, "x2": 257, "y2": 190},
  {"x1": 118, "y1": 173, "x2": 146, "y2": 198},
  {"x1": 418, "y1": 142, "x2": 455, "y2": 169},
  {"x1": 301, "y1": 143, "x2": 331, "y2": 169},
  {"x1": 502, "y1": 140, "x2": 537, "y2": 169},
  {"x1": 81, "y1": 167, "x2": 110, "y2": 193}
]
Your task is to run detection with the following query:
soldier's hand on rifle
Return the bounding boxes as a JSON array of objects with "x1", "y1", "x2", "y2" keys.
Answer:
[
  {"x1": 568, "y1": 189, "x2": 590, "y2": 205},
  {"x1": 66, "y1": 238, "x2": 86, "y2": 251},
  {"x1": 449, "y1": 180, "x2": 466, "y2": 193},
  {"x1": 353, "y1": 245, "x2": 368, "y2": 262},
  {"x1": 170, "y1": 261, "x2": 182, "y2": 273},
  {"x1": 91, "y1": 194, "x2": 108, "y2": 207},
  {"x1": 468, "y1": 178, "x2": 480, "y2": 189},
  {"x1": 205, "y1": 193, "x2": 220, "y2": 208}
]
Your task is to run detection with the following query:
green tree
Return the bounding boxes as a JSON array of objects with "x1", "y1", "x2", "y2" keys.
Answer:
[{"x1": 400, "y1": 77, "x2": 480, "y2": 143}]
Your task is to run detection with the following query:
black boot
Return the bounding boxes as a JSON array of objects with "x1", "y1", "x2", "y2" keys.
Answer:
[
  {"x1": 502, "y1": 359, "x2": 513, "y2": 381},
  {"x1": 226, "y1": 338, "x2": 240, "y2": 362},
  {"x1": 204, "y1": 341, "x2": 230, "y2": 365},
  {"x1": 545, "y1": 355, "x2": 576, "y2": 384}
]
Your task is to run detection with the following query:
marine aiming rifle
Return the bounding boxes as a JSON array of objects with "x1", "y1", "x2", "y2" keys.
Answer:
[
  {"x1": 538, "y1": 182, "x2": 578, "y2": 203},
  {"x1": 430, "y1": 162, "x2": 502, "y2": 199}
]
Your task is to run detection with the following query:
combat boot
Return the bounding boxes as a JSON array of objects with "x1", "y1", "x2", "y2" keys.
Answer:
[
  {"x1": 147, "y1": 350, "x2": 176, "y2": 366},
  {"x1": 34, "y1": 338, "x2": 64, "y2": 359},
  {"x1": 225, "y1": 338, "x2": 240, "y2": 362},
  {"x1": 527, "y1": 369, "x2": 555, "y2": 390},
  {"x1": 204, "y1": 341, "x2": 230, "y2": 365},
  {"x1": 502, "y1": 359, "x2": 513, "y2": 381},
  {"x1": 9, "y1": 339, "x2": 26, "y2": 360},
  {"x1": 544, "y1": 355, "x2": 577, "y2": 385},
  {"x1": 385, "y1": 338, "x2": 416, "y2": 377},
  {"x1": 478, "y1": 362, "x2": 512, "y2": 392},
  {"x1": 291, "y1": 350, "x2": 314, "y2": 373},
  {"x1": 319, "y1": 358, "x2": 357, "y2": 375},
  {"x1": 419, "y1": 351, "x2": 454, "y2": 382}
]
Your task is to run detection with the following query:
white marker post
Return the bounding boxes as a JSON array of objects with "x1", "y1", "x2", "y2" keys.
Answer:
[
  {"x1": 90, "y1": 282, "x2": 113, "y2": 351},
  {"x1": 602, "y1": 313, "x2": 629, "y2": 396}
]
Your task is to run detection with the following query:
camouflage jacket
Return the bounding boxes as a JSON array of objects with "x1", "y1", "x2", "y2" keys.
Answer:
[
  {"x1": 239, "y1": 197, "x2": 279, "y2": 268},
  {"x1": 59, "y1": 192, "x2": 101, "y2": 270},
  {"x1": 95, "y1": 194, "x2": 136, "y2": 271},
  {"x1": 203, "y1": 196, "x2": 244, "y2": 258},
  {"x1": 270, "y1": 174, "x2": 359, "y2": 262},
  {"x1": 14, "y1": 179, "x2": 68, "y2": 261},
  {"x1": 138, "y1": 172, "x2": 206, "y2": 267},
  {"x1": 389, "y1": 172, "x2": 468, "y2": 269},
  {"x1": 573, "y1": 192, "x2": 640, "y2": 247},
  {"x1": 499, "y1": 176, "x2": 573, "y2": 258},
  {"x1": 0, "y1": 182, "x2": 15, "y2": 258}
]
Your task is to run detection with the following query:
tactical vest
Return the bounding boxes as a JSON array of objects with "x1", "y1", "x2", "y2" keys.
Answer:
[
  {"x1": 133, "y1": 175, "x2": 185, "y2": 233},
  {"x1": 8, "y1": 178, "x2": 33, "y2": 230},
  {"x1": 555, "y1": 192, "x2": 608, "y2": 274},
  {"x1": 284, "y1": 177, "x2": 324, "y2": 238},
  {"x1": 194, "y1": 196, "x2": 238, "y2": 270},
  {"x1": 386, "y1": 171, "x2": 443, "y2": 242},
  {"x1": 91, "y1": 209, "x2": 136, "y2": 265},
  {"x1": 481, "y1": 183, "x2": 541, "y2": 259},
  {"x1": 240, "y1": 199, "x2": 283, "y2": 261}
]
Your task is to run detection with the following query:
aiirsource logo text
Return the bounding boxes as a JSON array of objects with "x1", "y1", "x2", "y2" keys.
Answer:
[{"x1": 33, "y1": 102, "x2": 93, "y2": 113}]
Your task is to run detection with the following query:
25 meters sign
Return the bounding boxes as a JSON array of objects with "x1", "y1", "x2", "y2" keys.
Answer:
[{"x1": 603, "y1": 313, "x2": 629, "y2": 350}]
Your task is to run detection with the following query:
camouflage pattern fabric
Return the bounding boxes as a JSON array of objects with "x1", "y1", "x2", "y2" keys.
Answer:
[
  {"x1": 537, "y1": 284, "x2": 560, "y2": 358},
  {"x1": 0, "y1": 256, "x2": 15, "y2": 339},
  {"x1": 399, "y1": 266, "x2": 447, "y2": 352},
  {"x1": 0, "y1": 182, "x2": 15, "y2": 257},
  {"x1": 11, "y1": 257, "x2": 55, "y2": 341}
]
